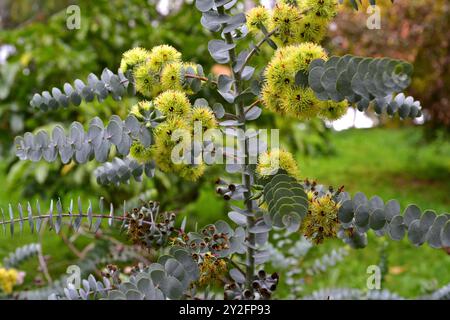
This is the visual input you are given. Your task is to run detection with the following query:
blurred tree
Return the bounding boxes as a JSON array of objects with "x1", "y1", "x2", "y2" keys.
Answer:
[
  {"x1": 0, "y1": 0, "x2": 213, "y2": 202},
  {"x1": 327, "y1": 0, "x2": 450, "y2": 137},
  {"x1": 0, "y1": 0, "x2": 336, "y2": 207},
  {"x1": 0, "y1": 0, "x2": 211, "y2": 151}
]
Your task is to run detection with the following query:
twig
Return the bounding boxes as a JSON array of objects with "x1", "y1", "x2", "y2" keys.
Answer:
[
  {"x1": 79, "y1": 243, "x2": 96, "y2": 259},
  {"x1": 0, "y1": 213, "x2": 152, "y2": 227},
  {"x1": 37, "y1": 220, "x2": 52, "y2": 284},
  {"x1": 237, "y1": 28, "x2": 278, "y2": 75},
  {"x1": 227, "y1": 257, "x2": 246, "y2": 277},
  {"x1": 60, "y1": 232, "x2": 83, "y2": 259},
  {"x1": 185, "y1": 73, "x2": 217, "y2": 85},
  {"x1": 245, "y1": 99, "x2": 262, "y2": 114}
]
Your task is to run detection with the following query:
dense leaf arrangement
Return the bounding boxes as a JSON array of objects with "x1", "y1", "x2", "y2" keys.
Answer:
[
  {"x1": 261, "y1": 178, "x2": 450, "y2": 249},
  {"x1": 94, "y1": 157, "x2": 155, "y2": 185},
  {"x1": 304, "y1": 247, "x2": 349, "y2": 276},
  {"x1": 15, "y1": 242, "x2": 147, "y2": 300},
  {"x1": 260, "y1": 174, "x2": 308, "y2": 232},
  {"x1": 53, "y1": 247, "x2": 199, "y2": 300},
  {"x1": 2, "y1": 0, "x2": 448, "y2": 301},
  {"x1": 14, "y1": 115, "x2": 151, "y2": 164},
  {"x1": 3, "y1": 243, "x2": 40, "y2": 268},
  {"x1": 308, "y1": 55, "x2": 421, "y2": 118},
  {"x1": 0, "y1": 197, "x2": 148, "y2": 236},
  {"x1": 29, "y1": 69, "x2": 132, "y2": 111},
  {"x1": 226, "y1": 269, "x2": 279, "y2": 300},
  {"x1": 337, "y1": 192, "x2": 450, "y2": 249}
]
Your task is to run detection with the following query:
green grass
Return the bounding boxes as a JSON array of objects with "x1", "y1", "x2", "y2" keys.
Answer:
[
  {"x1": 297, "y1": 127, "x2": 450, "y2": 213},
  {"x1": 293, "y1": 126, "x2": 450, "y2": 298},
  {"x1": 0, "y1": 126, "x2": 449, "y2": 298}
]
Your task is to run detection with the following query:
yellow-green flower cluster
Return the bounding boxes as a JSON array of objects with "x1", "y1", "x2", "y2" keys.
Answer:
[
  {"x1": 247, "y1": 0, "x2": 339, "y2": 46},
  {"x1": 0, "y1": 267, "x2": 19, "y2": 294},
  {"x1": 160, "y1": 61, "x2": 184, "y2": 92},
  {"x1": 160, "y1": 62, "x2": 201, "y2": 94},
  {"x1": 119, "y1": 45, "x2": 201, "y2": 99},
  {"x1": 119, "y1": 47, "x2": 150, "y2": 74},
  {"x1": 262, "y1": 43, "x2": 348, "y2": 121},
  {"x1": 154, "y1": 90, "x2": 191, "y2": 118},
  {"x1": 129, "y1": 100, "x2": 153, "y2": 120},
  {"x1": 130, "y1": 141, "x2": 153, "y2": 164},
  {"x1": 256, "y1": 148, "x2": 300, "y2": 179},
  {"x1": 301, "y1": 192, "x2": 341, "y2": 244},
  {"x1": 135, "y1": 90, "x2": 218, "y2": 181},
  {"x1": 189, "y1": 106, "x2": 218, "y2": 132},
  {"x1": 318, "y1": 100, "x2": 349, "y2": 120},
  {"x1": 269, "y1": 2, "x2": 303, "y2": 46},
  {"x1": 197, "y1": 252, "x2": 227, "y2": 287},
  {"x1": 147, "y1": 45, "x2": 182, "y2": 72},
  {"x1": 246, "y1": 6, "x2": 270, "y2": 34}
]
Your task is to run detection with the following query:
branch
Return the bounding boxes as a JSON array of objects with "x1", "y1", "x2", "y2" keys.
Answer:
[
  {"x1": 237, "y1": 28, "x2": 278, "y2": 75},
  {"x1": 227, "y1": 257, "x2": 246, "y2": 276},
  {"x1": 60, "y1": 232, "x2": 83, "y2": 259},
  {"x1": 245, "y1": 99, "x2": 262, "y2": 115},
  {"x1": 30, "y1": 68, "x2": 132, "y2": 111},
  {"x1": 185, "y1": 73, "x2": 217, "y2": 85},
  {"x1": 37, "y1": 242, "x2": 53, "y2": 284}
]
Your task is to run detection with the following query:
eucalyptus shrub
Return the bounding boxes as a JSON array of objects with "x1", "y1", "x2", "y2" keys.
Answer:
[{"x1": 1, "y1": 0, "x2": 449, "y2": 300}]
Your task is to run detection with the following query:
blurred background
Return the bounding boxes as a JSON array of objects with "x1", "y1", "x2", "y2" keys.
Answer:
[{"x1": 0, "y1": 0, "x2": 449, "y2": 298}]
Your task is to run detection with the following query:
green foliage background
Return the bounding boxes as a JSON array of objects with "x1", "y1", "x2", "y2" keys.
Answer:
[{"x1": 0, "y1": 0, "x2": 449, "y2": 298}]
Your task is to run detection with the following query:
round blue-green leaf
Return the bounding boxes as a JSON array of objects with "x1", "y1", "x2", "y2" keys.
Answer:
[
  {"x1": 215, "y1": 220, "x2": 233, "y2": 234},
  {"x1": 60, "y1": 145, "x2": 74, "y2": 164},
  {"x1": 368, "y1": 195, "x2": 384, "y2": 210},
  {"x1": 229, "y1": 268, "x2": 245, "y2": 284},
  {"x1": 160, "y1": 276, "x2": 184, "y2": 300},
  {"x1": 426, "y1": 215, "x2": 447, "y2": 248},
  {"x1": 384, "y1": 199, "x2": 400, "y2": 221},
  {"x1": 388, "y1": 215, "x2": 406, "y2": 241},
  {"x1": 420, "y1": 210, "x2": 436, "y2": 231},
  {"x1": 126, "y1": 289, "x2": 143, "y2": 300},
  {"x1": 369, "y1": 208, "x2": 386, "y2": 230},
  {"x1": 354, "y1": 204, "x2": 369, "y2": 227},
  {"x1": 320, "y1": 68, "x2": 339, "y2": 92},
  {"x1": 338, "y1": 200, "x2": 354, "y2": 223},
  {"x1": 249, "y1": 220, "x2": 271, "y2": 233},
  {"x1": 441, "y1": 220, "x2": 450, "y2": 248},
  {"x1": 403, "y1": 204, "x2": 421, "y2": 227},
  {"x1": 228, "y1": 211, "x2": 247, "y2": 226},
  {"x1": 196, "y1": 0, "x2": 214, "y2": 12},
  {"x1": 408, "y1": 220, "x2": 426, "y2": 246},
  {"x1": 137, "y1": 278, "x2": 156, "y2": 300},
  {"x1": 309, "y1": 58, "x2": 325, "y2": 70},
  {"x1": 308, "y1": 66, "x2": 326, "y2": 93},
  {"x1": 356, "y1": 98, "x2": 370, "y2": 112},
  {"x1": 213, "y1": 103, "x2": 225, "y2": 119},
  {"x1": 283, "y1": 212, "x2": 301, "y2": 233},
  {"x1": 353, "y1": 192, "x2": 369, "y2": 210},
  {"x1": 324, "y1": 56, "x2": 340, "y2": 70},
  {"x1": 399, "y1": 103, "x2": 411, "y2": 119},
  {"x1": 119, "y1": 282, "x2": 137, "y2": 292},
  {"x1": 108, "y1": 290, "x2": 126, "y2": 300},
  {"x1": 346, "y1": 231, "x2": 368, "y2": 249},
  {"x1": 150, "y1": 269, "x2": 166, "y2": 287},
  {"x1": 107, "y1": 121, "x2": 123, "y2": 145},
  {"x1": 94, "y1": 140, "x2": 111, "y2": 163},
  {"x1": 351, "y1": 73, "x2": 370, "y2": 100},
  {"x1": 336, "y1": 70, "x2": 353, "y2": 97}
]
